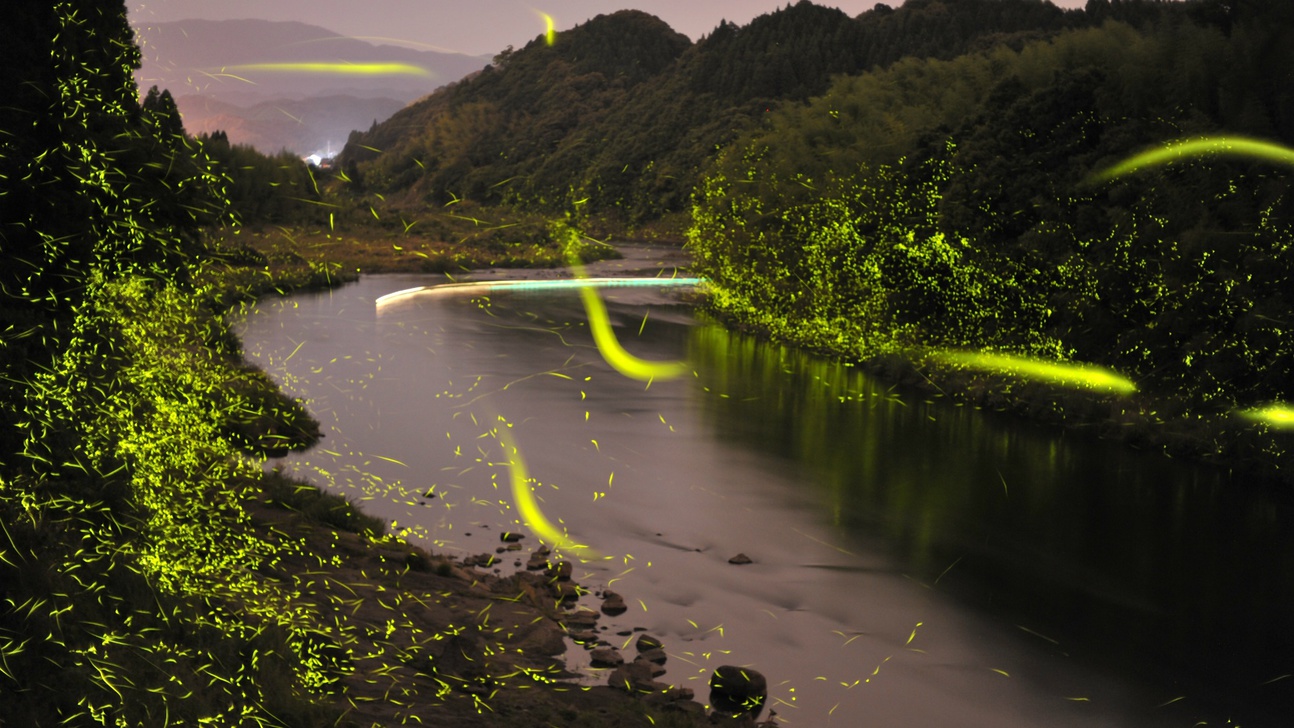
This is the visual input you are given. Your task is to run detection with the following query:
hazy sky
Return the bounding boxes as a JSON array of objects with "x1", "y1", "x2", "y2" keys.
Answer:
[{"x1": 126, "y1": 0, "x2": 1092, "y2": 57}]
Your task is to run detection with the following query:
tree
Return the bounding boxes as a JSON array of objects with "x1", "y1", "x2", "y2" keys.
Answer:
[{"x1": 142, "y1": 85, "x2": 186, "y2": 141}]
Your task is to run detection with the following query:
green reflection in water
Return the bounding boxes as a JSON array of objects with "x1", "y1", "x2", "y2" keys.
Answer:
[
  {"x1": 687, "y1": 321, "x2": 1294, "y2": 720},
  {"x1": 1240, "y1": 403, "x2": 1294, "y2": 429},
  {"x1": 926, "y1": 350, "x2": 1137, "y2": 394}
]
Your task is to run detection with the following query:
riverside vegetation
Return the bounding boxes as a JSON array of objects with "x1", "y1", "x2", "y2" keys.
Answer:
[{"x1": 4, "y1": 0, "x2": 1294, "y2": 725}]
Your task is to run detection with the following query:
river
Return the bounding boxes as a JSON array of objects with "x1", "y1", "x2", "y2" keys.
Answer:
[{"x1": 234, "y1": 244, "x2": 1294, "y2": 727}]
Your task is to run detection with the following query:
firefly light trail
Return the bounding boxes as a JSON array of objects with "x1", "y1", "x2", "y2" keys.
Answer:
[
  {"x1": 927, "y1": 350, "x2": 1138, "y2": 394},
  {"x1": 218, "y1": 62, "x2": 433, "y2": 76},
  {"x1": 375, "y1": 277, "x2": 702, "y2": 305},
  {"x1": 1090, "y1": 135, "x2": 1294, "y2": 182}
]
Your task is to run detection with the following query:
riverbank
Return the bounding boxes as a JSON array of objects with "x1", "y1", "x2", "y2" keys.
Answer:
[
  {"x1": 247, "y1": 471, "x2": 711, "y2": 727},
  {"x1": 202, "y1": 205, "x2": 624, "y2": 278}
]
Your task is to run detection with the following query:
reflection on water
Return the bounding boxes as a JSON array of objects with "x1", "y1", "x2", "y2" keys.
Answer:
[
  {"x1": 690, "y1": 323, "x2": 1294, "y2": 724},
  {"x1": 236, "y1": 272, "x2": 1293, "y2": 727}
]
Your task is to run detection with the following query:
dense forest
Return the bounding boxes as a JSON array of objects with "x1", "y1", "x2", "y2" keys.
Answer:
[
  {"x1": 339, "y1": 0, "x2": 1222, "y2": 223},
  {"x1": 343, "y1": 0, "x2": 1294, "y2": 472}
]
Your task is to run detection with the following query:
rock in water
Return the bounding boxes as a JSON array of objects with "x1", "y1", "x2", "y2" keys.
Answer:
[
  {"x1": 638, "y1": 647, "x2": 667, "y2": 665},
  {"x1": 600, "y1": 589, "x2": 628, "y2": 615},
  {"x1": 634, "y1": 655, "x2": 666, "y2": 677},
  {"x1": 608, "y1": 659, "x2": 659, "y2": 694},
  {"x1": 547, "y1": 560, "x2": 573, "y2": 581},
  {"x1": 728, "y1": 553, "x2": 753, "y2": 565},
  {"x1": 709, "y1": 665, "x2": 767, "y2": 719},
  {"x1": 590, "y1": 647, "x2": 625, "y2": 667},
  {"x1": 563, "y1": 609, "x2": 600, "y2": 630}
]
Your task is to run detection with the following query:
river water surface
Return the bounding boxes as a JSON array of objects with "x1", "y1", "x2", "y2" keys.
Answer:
[{"x1": 235, "y1": 245, "x2": 1294, "y2": 727}]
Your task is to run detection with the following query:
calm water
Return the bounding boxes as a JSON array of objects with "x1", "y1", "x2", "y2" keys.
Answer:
[{"x1": 235, "y1": 254, "x2": 1294, "y2": 727}]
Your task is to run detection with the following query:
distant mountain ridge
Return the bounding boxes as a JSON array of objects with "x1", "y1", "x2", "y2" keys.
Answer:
[
  {"x1": 133, "y1": 18, "x2": 491, "y2": 154},
  {"x1": 173, "y1": 94, "x2": 405, "y2": 157},
  {"x1": 134, "y1": 18, "x2": 491, "y2": 103},
  {"x1": 338, "y1": 0, "x2": 1085, "y2": 223}
]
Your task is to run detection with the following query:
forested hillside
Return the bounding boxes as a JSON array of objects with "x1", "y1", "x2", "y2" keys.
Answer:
[
  {"x1": 339, "y1": 0, "x2": 1122, "y2": 224},
  {"x1": 689, "y1": 0, "x2": 1294, "y2": 466}
]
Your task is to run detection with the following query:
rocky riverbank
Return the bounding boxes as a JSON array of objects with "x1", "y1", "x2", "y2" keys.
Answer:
[{"x1": 249, "y1": 470, "x2": 781, "y2": 727}]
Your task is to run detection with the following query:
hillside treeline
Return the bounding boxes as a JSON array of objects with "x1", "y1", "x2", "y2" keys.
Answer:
[
  {"x1": 690, "y1": 1, "x2": 1292, "y2": 408},
  {"x1": 338, "y1": 0, "x2": 1213, "y2": 224},
  {"x1": 339, "y1": 0, "x2": 1294, "y2": 467},
  {"x1": 140, "y1": 86, "x2": 331, "y2": 227},
  {"x1": 198, "y1": 130, "x2": 331, "y2": 226}
]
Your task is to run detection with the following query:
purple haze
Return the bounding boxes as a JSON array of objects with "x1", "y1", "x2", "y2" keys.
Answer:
[{"x1": 126, "y1": 0, "x2": 1093, "y2": 57}]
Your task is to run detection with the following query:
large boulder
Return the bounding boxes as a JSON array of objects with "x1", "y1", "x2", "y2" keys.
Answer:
[
  {"x1": 709, "y1": 665, "x2": 767, "y2": 719},
  {"x1": 600, "y1": 589, "x2": 628, "y2": 615},
  {"x1": 608, "y1": 659, "x2": 662, "y2": 694},
  {"x1": 590, "y1": 647, "x2": 625, "y2": 667}
]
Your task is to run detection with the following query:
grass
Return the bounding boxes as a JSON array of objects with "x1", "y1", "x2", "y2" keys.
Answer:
[
  {"x1": 261, "y1": 468, "x2": 387, "y2": 539},
  {"x1": 205, "y1": 201, "x2": 622, "y2": 278}
]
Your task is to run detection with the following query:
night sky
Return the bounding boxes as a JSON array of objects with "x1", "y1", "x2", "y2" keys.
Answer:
[{"x1": 126, "y1": 0, "x2": 1092, "y2": 57}]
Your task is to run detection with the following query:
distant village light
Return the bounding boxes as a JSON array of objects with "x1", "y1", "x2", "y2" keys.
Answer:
[{"x1": 304, "y1": 142, "x2": 336, "y2": 168}]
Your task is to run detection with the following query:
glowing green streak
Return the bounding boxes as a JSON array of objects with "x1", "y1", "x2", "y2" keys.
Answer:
[
  {"x1": 1091, "y1": 136, "x2": 1294, "y2": 182},
  {"x1": 496, "y1": 426, "x2": 595, "y2": 556},
  {"x1": 930, "y1": 350, "x2": 1137, "y2": 394},
  {"x1": 539, "y1": 12, "x2": 557, "y2": 45},
  {"x1": 374, "y1": 277, "x2": 701, "y2": 307},
  {"x1": 1240, "y1": 404, "x2": 1294, "y2": 429},
  {"x1": 222, "y1": 62, "x2": 432, "y2": 77},
  {"x1": 577, "y1": 285, "x2": 689, "y2": 381},
  {"x1": 375, "y1": 274, "x2": 694, "y2": 377},
  {"x1": 559, "y1": 257, "x2": 692, "y2": 382}
]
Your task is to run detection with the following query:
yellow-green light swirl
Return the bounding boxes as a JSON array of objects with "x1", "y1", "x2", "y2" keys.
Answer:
[
  {"x1": 564, "y1": 256, "x2": 691, "y2": 382},
  {"x1": 929, "y1": 350, "x2": 1138, "y2": 394},
  {"x1": 1090, "y1": 136, "x2": 1294, "y2": 183},
  {"x1": 221, "y1": 62, "x2": 432, "y2": 77},
  {"x1": 1239, "y1": 403, "x2": 1294, "y2": 429},
  {"x1": 496, "y1": 424, "x2": 597, "y2": 557},
  {"x1": 539, "y1": 12, "x2": 557, "y2": 45}
]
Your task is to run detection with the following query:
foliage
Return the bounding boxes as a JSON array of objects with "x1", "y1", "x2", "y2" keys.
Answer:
[
  {"x1": 198, "y1": 133, "x2": 332, "y2": 227},
  {"x1": 687, "y1": 2, "x2": 1294, "y2": 429},
  {"x1": 1, "y1": 275, "x2": 346, "y2": 725},
  {"x1": 0, "y1": 2, "x2": 369, "y2": 724}
]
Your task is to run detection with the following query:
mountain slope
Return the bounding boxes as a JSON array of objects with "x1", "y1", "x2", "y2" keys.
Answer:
[
  {"x1": 338, "y1": 0, "x2": 1085, "y2": 224},
  {"x1": 174, "y1": 94, "x2": 404, "y2": 156},
  {"x1": 133, "y1": 19, "x2": 492, "y2": 153}
]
